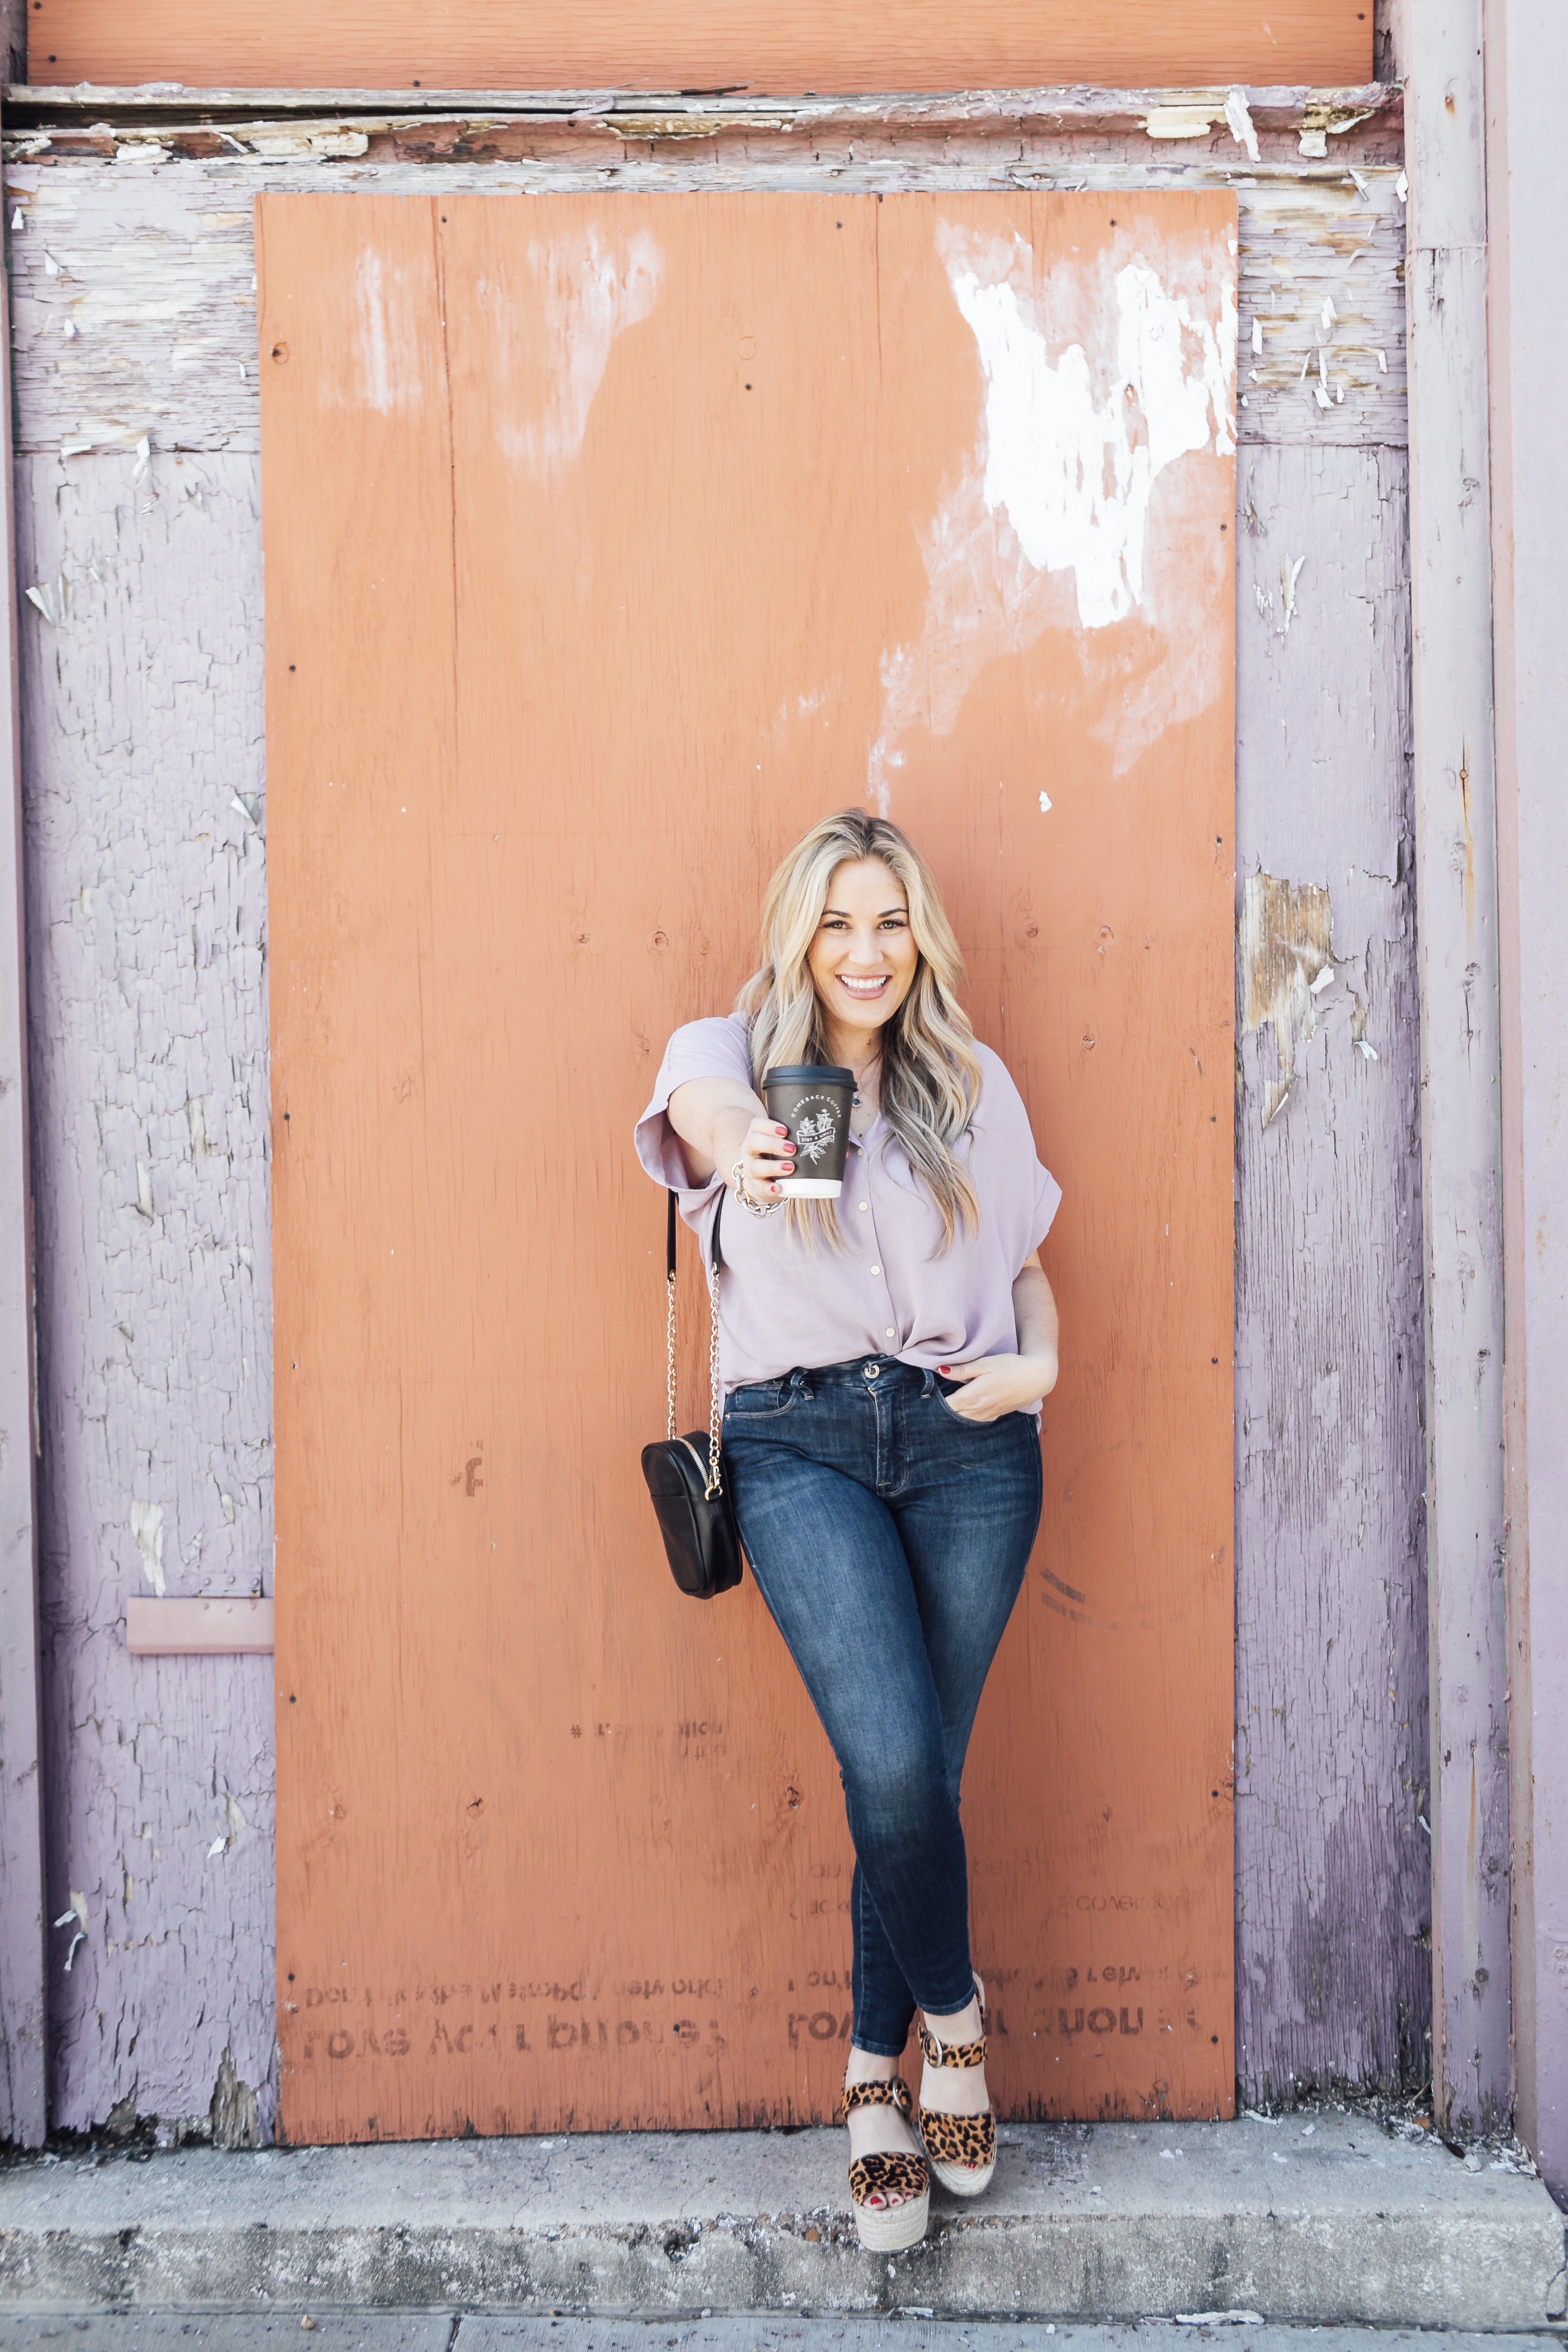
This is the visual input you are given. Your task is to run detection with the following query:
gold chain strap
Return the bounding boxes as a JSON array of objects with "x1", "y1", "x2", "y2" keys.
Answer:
[
  {"x1": 665, "y1": 1266, "x2": 678, "y2": 1444},
  {"x1": 666, "y1": 1194, "x2": 725, "y2": 1499},
  {"x1": 705, "y1": 1240, "x2": 724, "y2": 1499}
]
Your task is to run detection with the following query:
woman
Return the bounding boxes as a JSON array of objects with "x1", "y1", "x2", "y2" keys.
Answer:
[{"x1": 635, "y1": 809, "x2": 1060, "y2": 2251}]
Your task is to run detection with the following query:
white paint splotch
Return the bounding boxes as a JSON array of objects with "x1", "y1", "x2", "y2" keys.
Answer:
[
  {"x1": 491, "y1": 227, "x2": 663, "y2": 484},
  {"x1": 867, "y1": 221, "x2": 1237, "y2": 808},
  {"x1": 343, "y1": 247, "x2": 428, "y2": 416},
  {"x1": 129, "y1": 1499, "x2": 166, "y2": 1597},
  {"x1": 950, "y1": 244, "x2": 1234, "y2": 628}
]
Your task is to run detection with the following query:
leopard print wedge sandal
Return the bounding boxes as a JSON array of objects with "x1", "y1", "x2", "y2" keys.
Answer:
[
  {"x1": 917, "y1": 1976, "x2": 996, "y2": 2198},
  {"x1": 841, "y1": 2075, "x2": 931, "y2": 2251}
]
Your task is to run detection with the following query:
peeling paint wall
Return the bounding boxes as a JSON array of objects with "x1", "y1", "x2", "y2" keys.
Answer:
[
  {"x1": 1234, "y1": 442, "x2": 1427, "y2": 2099},
  {"x1": 16, "y1": 447, "x2": 277, "y2": 2135},
  {"x1": 5, "y1": 109, "x2": 1418, "y2": 2131}
]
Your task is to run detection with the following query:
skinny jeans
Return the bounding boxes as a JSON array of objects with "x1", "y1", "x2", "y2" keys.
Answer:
[{"x1": 722, "y1": 1355, "x2": 1042, "y2": 2056}]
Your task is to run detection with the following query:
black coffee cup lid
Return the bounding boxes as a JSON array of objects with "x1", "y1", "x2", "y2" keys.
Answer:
[{"x1": 764, "y1": 1065, "x2": 855, "y2": 1089}]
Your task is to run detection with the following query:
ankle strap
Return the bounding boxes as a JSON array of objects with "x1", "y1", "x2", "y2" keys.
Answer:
[
  {"x1": 841, "y1": 2074, "x2": 912, "y2": 2118},
  {"x1": 918, "y1": 2019, "x2": 987, "y2": 2069}
]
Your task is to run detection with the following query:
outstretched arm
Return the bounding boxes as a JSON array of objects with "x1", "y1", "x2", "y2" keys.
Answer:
[{"x1": 667, "y1": 1076, "x2": 798, "y2": 1208}]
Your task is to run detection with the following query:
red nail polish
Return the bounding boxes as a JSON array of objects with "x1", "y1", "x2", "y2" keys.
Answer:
[{"x1": 939, "y1": 1366, "x2": 950, "y2": 1375}]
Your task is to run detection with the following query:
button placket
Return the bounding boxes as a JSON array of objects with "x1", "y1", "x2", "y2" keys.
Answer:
[{"x1": 859, "y1": 1167, "x2": 897, "y2": 1355}]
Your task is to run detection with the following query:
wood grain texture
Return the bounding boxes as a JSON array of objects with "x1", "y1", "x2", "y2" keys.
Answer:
[
  {"x1": 2, "y1": 152, "x2": 1406, "y2": 458},
  {"x1": 1398, "y1": 0, "x2": 1512, "y2": 2139},
  {"x1": 16, "y1": 449, "x2": 277, "y2": 2137},
  {"x1": 1233, "y1": 441, "x2": 1429, "y2": 2101},
  {"x1": 0, "y1": 98, "x2": 48, "y2": 2148},
  {"x1": 262, "y1": 187, "x2": 1237, "y2": 2140},
  {"x1": 28, "y1": 3, "x2": 1371, "y2": 99},
  {"x1": 3, "y1": 118, "x2": 1419, "y2": 2136}
]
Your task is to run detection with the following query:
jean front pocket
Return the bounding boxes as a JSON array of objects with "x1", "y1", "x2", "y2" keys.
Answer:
[
  {"x1": 725, "y1": 1379, "x2": 797, "y2": 1422},
  {"x1": 931, "y1": 1378, "x2": 1003, "y2": 1431}
]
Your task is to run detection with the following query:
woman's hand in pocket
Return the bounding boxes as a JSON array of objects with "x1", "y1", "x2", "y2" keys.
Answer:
[{"x1": 939, "y1": 1351, "x2": 1058, "y2": 1422}]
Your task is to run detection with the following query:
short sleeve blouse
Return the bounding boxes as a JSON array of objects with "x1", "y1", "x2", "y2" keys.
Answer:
[{"x1": 634, "y1": 1014, "x2": 1061, "y2": 1396}]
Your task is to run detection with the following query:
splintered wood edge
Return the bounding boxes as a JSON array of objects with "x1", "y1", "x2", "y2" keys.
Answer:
[
  {"x1": 126, "y1": 1596, "x2": 275, "y2": 1654},
  {"x1": 4, "y1": 79, "x2": 1402, "y2": 129}
]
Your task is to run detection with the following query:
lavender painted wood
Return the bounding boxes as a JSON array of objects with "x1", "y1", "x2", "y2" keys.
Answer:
[
  {"x1": 0, "y1": 99, "x2": 48, "y2": 2150},
  {"x1": 16, "y1": 451, "x2": 276, "y2": 2138},
  {"x1": 1486, "y1": 0, "x2": 1568, "y2": 2205},
  {"x1": 1233, "y1": 442, "x2": 1429, "y2": 2101},
  {"x1": 4, "y1": 123, "x2": 1414, "y2": 2130},
  {"x1": 1398, "y1": 0, "x2": 1512, "y2": 2139}
]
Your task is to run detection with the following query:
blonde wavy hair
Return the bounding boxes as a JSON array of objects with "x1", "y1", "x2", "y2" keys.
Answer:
[{"x1": 736, "y1": 810, "x2": 982, "y2": 1249}]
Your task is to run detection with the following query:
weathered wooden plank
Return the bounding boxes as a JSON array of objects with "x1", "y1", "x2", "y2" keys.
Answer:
[
  {"x1": 265, "y1": 184, "x2": 1237, "y2": 2142},
  {"x1": 23, "y1": 0, "x2": 1374, "y2": 99},
  {"x1": 3, "y1": 81, "x2": 1401, "y2": 127},
  {"x1": 1397, "y1": 0, "x2": 1512, "y2": 2140},
  {"x1": 17, "y1": 447, "x2": 275, "y2": 2138},
  {"x1": 1233, "y1": 440, "x2": 1428, "y2": 2100},
  {"x1": 1485, "y1": 0, "x2": 1568, "y2": 2204},
  {"x1": 0, "y1": 92, "x2": 47, "y2": 2152},
  {"x1": 1, "y1": 148, "x2": 1407, "y2": 457}
]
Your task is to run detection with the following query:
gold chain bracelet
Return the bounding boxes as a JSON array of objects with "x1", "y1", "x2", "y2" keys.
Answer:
[{"x1": 730, "y1": 1156, "x2": 783, "y2": 1218}]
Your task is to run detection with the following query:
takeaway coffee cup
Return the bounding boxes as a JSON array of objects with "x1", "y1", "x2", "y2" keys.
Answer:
[{"x1": 764, "y1": 1065, "x2": 855, "y2": 1198}]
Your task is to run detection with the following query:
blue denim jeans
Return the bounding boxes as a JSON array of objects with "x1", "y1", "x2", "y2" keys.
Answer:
[{"x1": 722, "y1": 1355, "x2": 1043, "y2": 2056}]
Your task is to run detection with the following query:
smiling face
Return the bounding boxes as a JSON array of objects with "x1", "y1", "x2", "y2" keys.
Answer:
[{"x1": 806, "y1": 856, "x2": 919, "y2": 1060}]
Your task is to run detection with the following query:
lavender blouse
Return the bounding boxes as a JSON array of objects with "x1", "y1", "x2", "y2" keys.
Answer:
[{"x1": 634, "y1": 1014, "x2": 1061, "y2": 1398}]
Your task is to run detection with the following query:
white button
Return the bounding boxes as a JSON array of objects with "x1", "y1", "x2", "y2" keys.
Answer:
[
  {"x1": 865, "y1": 1363, "x2": 879, "y2": 1379},
  {"x1": 859, "y1": 1201, "x2": 869, "y2": 1212},
  {"x1": 870, "y1": 1265, "x2": 881, "y2": 1276},
  {"x1": 885, "y1": 1327, "x2": 895, "y2": 1339}
]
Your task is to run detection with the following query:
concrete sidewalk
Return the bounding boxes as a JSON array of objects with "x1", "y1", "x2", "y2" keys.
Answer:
[
  {"x1": 0, "y1": 2325, "x2": 1564, "y2": 2352},
  {"x1": 0, "y1": 2117, "x2": 1563, "y2": 2330}
]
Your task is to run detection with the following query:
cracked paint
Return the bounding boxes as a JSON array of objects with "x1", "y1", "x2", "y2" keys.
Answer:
[
  {"x1": 1233, "y1": 442, "x2": 1427, "y2": 2105},
  {"x1": 19, "y1": 444, "x2": 276, "y2": 2137}
]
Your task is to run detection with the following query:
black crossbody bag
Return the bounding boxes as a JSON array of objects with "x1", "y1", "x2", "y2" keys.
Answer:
[{"x1": 640, "y1": 1188, "x2": 744, "y2": 1599}]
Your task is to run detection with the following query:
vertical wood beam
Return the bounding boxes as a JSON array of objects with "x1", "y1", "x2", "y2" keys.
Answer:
[
  {"x1": 0, "y1": 0, "x2": 24, "y2": 87},
  {"x1": 1398, "y1": 0, "x2": 1512, "y2": 2136},
  {"x1": 1485, "y1": 0, "x2": 1568, "y2": 2206},
  {"x1": 0, "y1": 92, "x2": 48, "y2": 2149}
]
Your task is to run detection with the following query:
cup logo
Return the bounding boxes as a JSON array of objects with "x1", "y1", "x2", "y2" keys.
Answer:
[
  {"x1": 792, "y1": 1106, "x2": 838, "y2": 1166},
  {"x1": 767, "y1": 1079, "x2": 849, "y2": 1189}
]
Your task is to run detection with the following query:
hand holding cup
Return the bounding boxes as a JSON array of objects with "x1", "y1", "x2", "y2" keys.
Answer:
[
  {"x1": 763, "y1": 1066, "x2": 855, "y2": 1199},
  {"x1": 739, "y1": 1112, "x2": 796, "y2": 1205}
]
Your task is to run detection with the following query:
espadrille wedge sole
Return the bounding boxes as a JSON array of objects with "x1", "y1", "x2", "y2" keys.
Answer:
[
  {"x1": 842, "y1": 2075, "x2": 930, "y2": 2250},
  {"x1": 917, "y1": 1975, "x2": 996, "y2": 2198}
]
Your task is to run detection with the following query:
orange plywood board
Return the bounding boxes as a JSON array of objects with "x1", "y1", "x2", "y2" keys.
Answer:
[
  {"x1": 261, "y1": 190, "x2": 1237, "y2": 2144},
  {"x1": 39, "y1": 3, "x2": 1369, "y2": 95}
]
